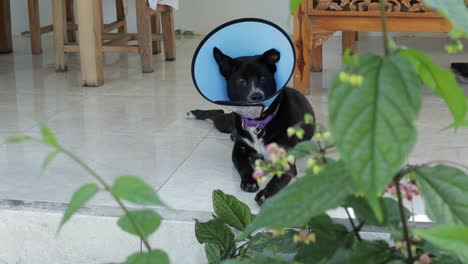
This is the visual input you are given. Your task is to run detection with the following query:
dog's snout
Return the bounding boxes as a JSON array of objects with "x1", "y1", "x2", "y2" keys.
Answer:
[{"x1": 249, "y1": 92, "x2": 265, "y2": 102}]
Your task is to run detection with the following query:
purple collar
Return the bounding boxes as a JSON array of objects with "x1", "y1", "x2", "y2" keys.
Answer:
[{"x1": 240, "y1": 106, "x2": 279, "y2": 130}]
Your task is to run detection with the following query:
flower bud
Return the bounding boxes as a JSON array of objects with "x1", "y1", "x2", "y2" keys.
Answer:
[
  {"x1": 252, "y1": 169, "x2": 264, "y2": 180},
  {"x1": 304, "y1": 113, "x2": 314, "y2": 125},
  {"x1": 287, "y1": 127, "x2": 296, "y2": 138},
  {"x1": 339, "y1": 71, "x2": 350, "y2": 83},
  {"x1": 307, "y1": 158, "x2": 316, "y2": 167},
  {"x1": 286, "y1": 155, "x2": 295, "y2": 164},
  {"x1": 322, "y1": 131, "x2": 331, "y2": 140},
  {"x1": 419, "y1": 254, "x2": 432, "y2": 264}
]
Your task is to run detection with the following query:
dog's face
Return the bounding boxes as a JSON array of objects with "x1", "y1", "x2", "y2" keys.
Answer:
[{"x1": 213, "y1": 47, "x2": 280, "y2": 103}]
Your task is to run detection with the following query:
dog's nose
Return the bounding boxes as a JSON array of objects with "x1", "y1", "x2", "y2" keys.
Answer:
[{"x1": 249, "y1": 92, "x2": 265, "y2": 102}]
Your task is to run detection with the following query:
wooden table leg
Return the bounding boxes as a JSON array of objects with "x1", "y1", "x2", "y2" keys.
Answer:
[
  {"x1": 161, "y1": 7, "x2": 176, "y2": 61},
  {"x1": 151, "y1": 13, "x2": 162, "y2": 54},
  {"x1": 136, "y1": 0, "x2": 153, "y2": 73},
  {"x1": 66, "y1": 0, "x2": 77, "y2": 42},
  {"x1": 76, "y1": 0, "x2": 104, "y2": 86},
  {"x1": 53, "y1": 0, "x2": 68, "y2": 71},
  {"x1": 293, "y1": 0, "x2": 310, "y2": 94},
  {"x1": 342, "y1": 31, "x2": 356, "y2": 55},
  {"x1": 28, "y1": 0, "x2": 42, "y2": 54},
  {"x1": 0, "y1": 0, "x2": 13, "y2": 54}
]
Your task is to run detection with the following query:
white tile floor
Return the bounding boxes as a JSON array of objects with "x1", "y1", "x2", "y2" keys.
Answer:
[{"x1": 0, "y1": 35, "x2": 467, "y2": 221}]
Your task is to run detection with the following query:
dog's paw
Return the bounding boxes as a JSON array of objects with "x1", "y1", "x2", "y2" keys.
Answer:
[
  {"x1": 185, "y1": 111, "x2": 196, "y2": 120},
  {"x1": 241, "y1": 180, "x2": 259, "y2": 193},
  {"x1": 255, "y1": 189, "x2": 266, "y2": 206}
]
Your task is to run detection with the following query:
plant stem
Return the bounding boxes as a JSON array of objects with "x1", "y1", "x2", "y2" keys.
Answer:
[
  {"x1": 345, "y1": 207, "x2": 362, "y2": 241},
  {"x1": 394, "y1": 176, "x2": 413, "y2": 263},
  {"x1": 58, "y1": 145, "x2": 153, "y2": 252},
  {"x1": 379, "y1": 0, "x2": 390, "y2": 55}
]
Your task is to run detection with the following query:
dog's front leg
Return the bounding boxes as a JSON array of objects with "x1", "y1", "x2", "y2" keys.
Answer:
[
  {"x1": 255, "y1": 164, "x2": 297, "y2": 205},
  {"x1": 232, "y1": 143, "x2": 259, "y2": 193}
]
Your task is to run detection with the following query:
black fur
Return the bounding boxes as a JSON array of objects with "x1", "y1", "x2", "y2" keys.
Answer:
[{"x1": 188, "y1": 48, "x2": 315, "y2": 205}]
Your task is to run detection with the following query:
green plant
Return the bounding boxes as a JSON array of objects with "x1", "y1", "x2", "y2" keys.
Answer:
[
  {"x1": 195, "y1": 1, "x2": 468, "y2": 263},
  {"x1": 6, "y1": 124, "x2": 169, "y2": 264}
]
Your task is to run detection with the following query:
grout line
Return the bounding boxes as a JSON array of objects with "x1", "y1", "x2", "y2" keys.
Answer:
[{"x1": 156, "y1": 126, "x2": 215, "y2": 192}]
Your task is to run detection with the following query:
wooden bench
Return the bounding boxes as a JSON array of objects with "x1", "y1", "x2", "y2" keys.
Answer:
[{"x1": 292, "y1": 0, "x2": 462, "y2": 94}]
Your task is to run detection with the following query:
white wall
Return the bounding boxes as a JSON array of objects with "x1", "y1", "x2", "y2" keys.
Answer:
[{"x1": 10, "y1": 0, "x2": 293, "y2": 35}]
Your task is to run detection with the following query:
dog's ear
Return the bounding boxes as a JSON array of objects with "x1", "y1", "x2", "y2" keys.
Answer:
[
  {"x1": 262, "y1": 49, "x2": 280, "y2": 64},
  {"x1": 213, "y1": 47, "x2": 235, "y2": 78},
  {"x1": 261, "y1": 49, "x2": 280, "y2": 72}
]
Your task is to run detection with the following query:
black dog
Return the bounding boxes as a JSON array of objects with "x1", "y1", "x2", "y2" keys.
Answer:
[{"x1": 188, "y1": 47, "x2": 315, "y2": 205}]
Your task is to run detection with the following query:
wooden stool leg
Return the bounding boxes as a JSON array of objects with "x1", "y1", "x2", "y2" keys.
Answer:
[
  {"x1": 115, "y1": 0, "x2": 127, "y2": 33},
  {"x1": 76, "y1": 0, "x2": 104, "y2": 86},
  {"x1": 161, "y1": 7, "x2": 176, "y2": 61},
  {"x1": 310, "y1": 34, "x2": 323, "y2": 72},
  {"x1": 28, "y1": 0, "x2": 42, "y2": 54},
  {"x1": 342, "y1": 31, "x2": 356, "y2": 56},
  {"x1": 293, "y1": 1, "x2": 310, "y2": 94},
  {"x1": 136, "y1": 0, "x2": 153, "y2": 73},
  {"x1": 66, "y1": 0, "x2": 76, "y2": 42},
  {"x1": 151, "y1": 13, "x2": 162, "y2": 55},
  {"x1": 52, "y1": 0, "x2": 67, "y2": 71},
  {"x1": 0, "y1": 0, "x2": 13, "y2": 54},
  {"x1": 354, "y1": 31, "x2": 359, "y2": 41}
]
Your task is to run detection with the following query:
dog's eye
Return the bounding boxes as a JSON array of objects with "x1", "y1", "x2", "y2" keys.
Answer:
[
  {"x1": 236, "y1": 79, "x2": 247, "y2": 87},
  {"x1": 258, "y1": 75, "x2": 266, "y2": 82}
]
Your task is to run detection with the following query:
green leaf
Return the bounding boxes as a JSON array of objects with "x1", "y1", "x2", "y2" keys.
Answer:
[
  {"x1": 195, "y1": 219, "x2": 235, "y2": 256},
  {"x1": 5, "y1": 134, "x2": 31, "y2": 143},
  {"x1": 205, "y1": 243, "x2": 221, "y2": 264},
  {"x1": 111, "y1": 176, "x2": 164, "y2": 206},
  {"x1": 414, "y1": 226, "x2": 468, "y2": 260},
  {"x1": 294, "y1": 229, "x2": 355, "y2": 263},
  {"x1": 39, "y1": 123, "x2": 58, "y2": 147},
  {"x1": 419, "y1": 239, "x2": 464, "y2": 264},
  {"x1": 329, "y1": 54, "x2": 421, "y2": 220},
  {"x1": 345, "y1": 196, "x2": 410, "y2": 227},
  {"x1": 240, "y1": 161, "x2": 354, "y2": 239},
  {"x1": 41, "y1": 150, "x2": 59, "y2": 174},
  {"x1": 290, "y1": 0, "x2": 303, "y2": 13},
  {"x1": 222, "y1": 256, "x2": 291, "y2": 264},
  {"x1": 349, "y1": 240, "x2": 390, "y2": 264},
  {"x1": 400, "y1": 48, "x2": 467, "y2": 123},
  {"x1": 212, "y1": 190, "x2": 252, "y2": 231},
  {"x1": 308, "y1": 214, "x2": 347, "y2": 240},
  {"x1": 117, "y1": 209, "x2": 161, "y2": 239},
  {"x1": 288, "y1": 141, "x2": 320, "y2": 159},
  {"x1": 124, "y1": 250, "x2": 169, "y2": 264},
  {"x1": 58, "y1": 183, "x2": 99, "y2": 232},
  {"x1": 449, "y1": 119, "x2": 468, "y2": 128},
  {"x1": 423, "y1": 0, "x2": 468, "y2": 34},
  {"x1": 327, "y1": 249, "x2": 352, "y2": 264},
  {"x1": 415, "y1": 165, "x2": 468, "y2": 225},
  {"x1": 247, "y1": 229, "x2": 299, "y2": 254}
]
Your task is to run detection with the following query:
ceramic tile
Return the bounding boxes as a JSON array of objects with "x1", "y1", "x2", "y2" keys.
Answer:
[{"x1": 0, "y1": 132, "x2": 202, "y2": 206}]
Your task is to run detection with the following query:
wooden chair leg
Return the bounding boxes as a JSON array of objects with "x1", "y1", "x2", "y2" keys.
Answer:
[
  {"x1": 66, "y1": 0, "x2": 76, "y2": 42},
  {"x1": 28, "y1": 0, "x2": 42, "y2": 54},
  {"x1": 136, "y1": 0, "x2": 153, "y2": 73},
  {"x1": 310, "y1": 34, "x2": 323, "y2": 72},
  {"x1": 151, "y1": 13, "x2": 162, "y2": 55},
  {"x1": 161, "y1": 7, "x2": 176, "y2": 61},
  {"x1": 342, "y1": 31, "x2": 356, "y2": 57},
  {"x1": 293, "y1": 1, "x2": 310, "y2": 94},
  {"x1": 0, "y1": 0, "x2": 13, "y2": 54},
  {"x1": 354, "y1": 31, "x2": 359, "y2": 41},
  {"x1": 76, "y1": 0, "x2": 104, "y2": 86},
  {"x1": 115, "y1": 0, "x2": 127, "y2": 33},
  {"x1": 52, "y1": 0, "x2": 67, "y2": 71}
]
